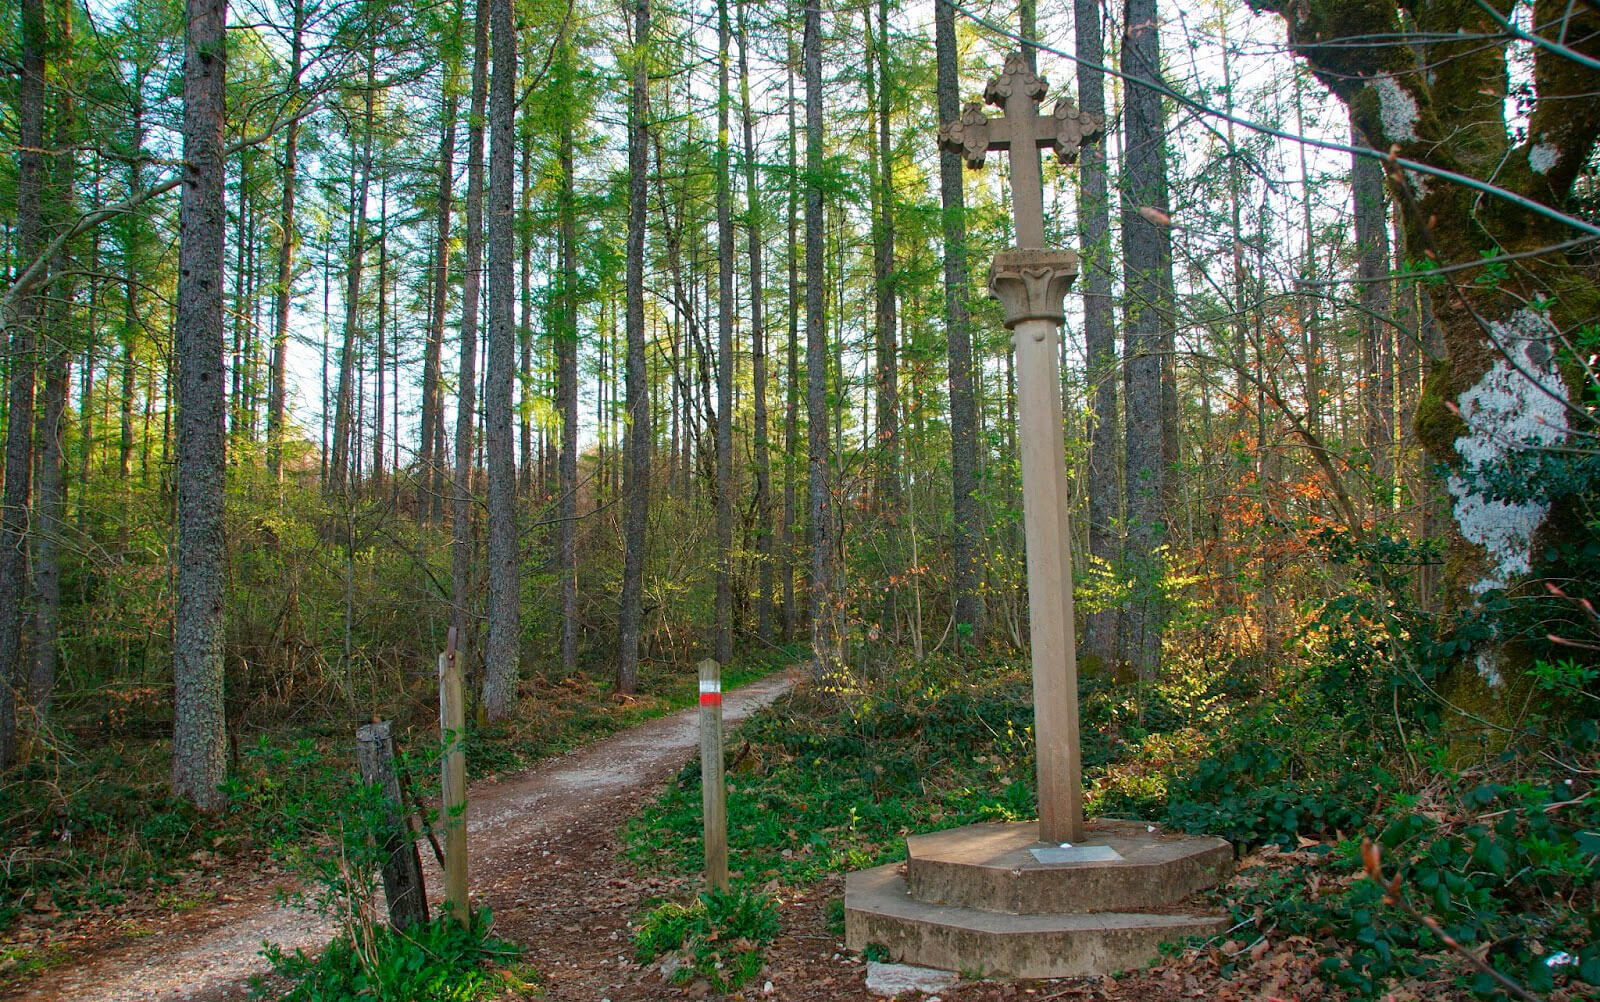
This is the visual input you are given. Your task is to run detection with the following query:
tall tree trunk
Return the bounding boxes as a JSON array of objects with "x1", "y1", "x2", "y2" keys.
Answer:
[
  {"x1": 1351, "y1": 115, "x2": 1394, "y2": 504},
  {"x1": 935, "y1": 0, "x2": 983, "y2": 645},
  {"x1": 869, "y1": 0, "x2": 899, "y2": 641},
  {"x1": 120, "y1": 101, "x2": 143, "y2": 486},
  {"x1": 1076, "y1": 0, "x2": 1119, "y2": 665},
  {"x1": 373, "y1": 175, "x2": 388, "y2": 491},
  {"x1": 782, "y1": 22, "x2": 800, "y2": 643},
  {"x1": 452, "y1": 0, "x2": 489, "y2": 663},
  {"x1": 618, "y1": 0, "x2": 651, "y2": 693},
  {"x1": 736, "y1": 0, "x2": 772, "y2": 644},
  {"x1": 423, "y1": 34, "x2": 461, "y2": 524},
  {"x1": 803, "y1": 0, "x2": 836, "y2": 679},
  {"x1": 715, "y1": 0, "x2": 736, "y2": 666},
  {"x1": 0, "y1": 0, "x2": 48, "y2": 767},
  {"x1": 331, "y1": 68, "x2": 376, "y2": 495},
  {"x1": 557, "y1": 31, "x2": 580, "y2": 672},
  {"x1": 171, "y1": 0, "x2": 228, "y2": 809},
  {"x1": 1119, "y1": 0, "x2": 1171, "y2": 677},
  {"x1": 267, "y1": 0, "x2": 304, "y2": 481},
  {"x1": 519, "y1": 122, "x2": 534, "y2": 496},
  {"x1": 32, "y1": 329, "x2": 67, "y2": 715},
  {"x1": 482, "y1": 0, "x2": 520, "y2": 718},
  {"x1": 32, "y1": 33, "x2": 76, "y2": 718}
]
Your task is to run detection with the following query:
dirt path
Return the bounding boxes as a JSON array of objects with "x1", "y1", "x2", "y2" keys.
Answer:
[{"x1": 10, "y1": 673, "x2": 794, "y2": 1002}]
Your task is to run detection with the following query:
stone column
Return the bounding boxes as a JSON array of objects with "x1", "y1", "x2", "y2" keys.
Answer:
[{"x1": 990, "y1": 248, "x2": 1083, "y2": 844}]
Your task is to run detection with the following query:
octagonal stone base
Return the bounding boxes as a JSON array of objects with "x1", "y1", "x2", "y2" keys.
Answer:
[
  {"x1": 909, "y1": 819, "x2": 1232, "y2": 914},
  {"x1": 844, "y1": 820, "x2": 1232, "y2": 979}
]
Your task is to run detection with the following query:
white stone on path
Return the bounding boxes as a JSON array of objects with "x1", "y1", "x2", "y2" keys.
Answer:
[{"x1": 865, "y1": 961, "x2": 959, "y2": 997}]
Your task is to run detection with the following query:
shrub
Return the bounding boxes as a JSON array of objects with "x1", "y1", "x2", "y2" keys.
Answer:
[{"x1": 258, "y1": 909, "x2": 517, "y2": 1002}]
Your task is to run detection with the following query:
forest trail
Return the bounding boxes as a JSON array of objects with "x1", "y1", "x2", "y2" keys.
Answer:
[{"x1": 10, "y1": 672, "x2": 795, "y2": 1002}]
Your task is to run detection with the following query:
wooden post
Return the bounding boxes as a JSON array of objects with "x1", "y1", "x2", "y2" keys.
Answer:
[
  {"x1": 355, "y1": 720, "x2": 430, "y2": 930},
  {"x1": 439, "y1": 626, "x2": 468, "y2": 921},
  {"x1": 698, "y1": 659, "x2": 729, "y2": 891}
]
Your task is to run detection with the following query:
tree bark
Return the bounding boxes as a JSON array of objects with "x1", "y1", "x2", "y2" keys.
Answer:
[
  {"x1": 618, "y1": 0, "x2": 652, "y2": 693},
  {"x1": 714, "y1": 0, "x2": 737, "y2": 667},
  {"x1": 0, "y1": 0, "x2": 47, "y2": 767},
  {"x1": 519, "y1": 121, "x2": 534, "y2": 497},
  {"x1": 869, "y1": 0, "x2": 900, "y2": 643},
  {"x1": 1119, "y1": 0, "x2": 1172, "y2": 677},
  {"x1": 423, "y1": 31, "x2": 461, "y2": 524},
  {"x1": 935, "y1": 0, "x2": 984, "y2": 646},
  {"x1": 1350, "y1": 114, "x2": 1394, "y2": 503},
  {"x1": 1076, "y1": 0, "x2": 1120, "y2": 665},
  {"x1": 452, "y1": 0, "x2": 489, "y2": 664},
  {"x1": 482, "y1": 0, "x2": 520, "y2": 718},
  {"x1": 373, "y1": 174, "x2": 388, "y2": 491},
  {"x1": 32, "y1": 34, "x2": 76, "y2": 718},
  {"x1": 557, "y1": 29, "x2": 580, "y2": 672},
  {"x1": 803, "y1": 0, "x2": 836, "y2": 680},
  {"x1": 267, "y1": 0, "x2": 304, "y2": 481},
  {"x1": 171, "y1": 0, "x2": 229, "y2": 809},
  {"x1": 736, "y1": 0, "x2": 773, "y2": 646},
  {"x1": 782, "y1": 20, "x2": 801, "y2": 643},
  {"x1": 1252, "y1": 0, "x2": 1600, "y2": 695},
  {"x1": 331, "y1": 67, "x2": 376, "y2": 495}
]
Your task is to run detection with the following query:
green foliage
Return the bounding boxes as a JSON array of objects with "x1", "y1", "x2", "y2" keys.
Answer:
[
  {"x1": 1221, "y1": 782, "x2": 1598, "y2": 999},
  {"x1": 223, "y1": 735, "x2": 442, "y2": 924},
  {"x1": 0, "y1": 741, "x2": 210, "y2": 940},
  {"x1": 624, "y1": 658, "x2": 1041, "y2": 886},
  {"x1": 1178, "y1": 526, "x2": 1600, "y2": 999},
  {"x1": 258, "y1": 910, "x2": 518, "y2": 1002},
  {"x1": 1165, "y1": 713, "x2": 1389, "y2": 849},
  {"x1": 632, "y1": 889, "x2": 779, "y2": 992}
]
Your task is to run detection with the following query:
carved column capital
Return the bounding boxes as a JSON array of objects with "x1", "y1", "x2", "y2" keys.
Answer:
[{"x1": 988, "y1": 247, "x2": 1080, "y2": 331}]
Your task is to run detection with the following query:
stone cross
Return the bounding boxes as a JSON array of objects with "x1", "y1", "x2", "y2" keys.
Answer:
[{"x1": 940, "y1": 53, "x2": 1103, "y2": 845}]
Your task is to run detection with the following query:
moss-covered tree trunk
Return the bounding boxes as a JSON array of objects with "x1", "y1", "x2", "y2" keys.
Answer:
[{"x1": 1252, "y1": 0, "x2": 1600, "y2": 700}]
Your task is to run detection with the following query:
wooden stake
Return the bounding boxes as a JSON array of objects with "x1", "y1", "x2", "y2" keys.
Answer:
[
  {"x1": 355, "y1": 720, "x2": 430, "y2": 930},
  {"x1": 698, "y1": 659, "x2": 729, "y2": 892},
  {"x1": 440, "y1": 626, "x2": 468, "y2": 921}
]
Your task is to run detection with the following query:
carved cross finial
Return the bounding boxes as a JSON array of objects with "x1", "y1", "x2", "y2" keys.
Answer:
[{"x1": 936, "y1": 52, "x2": 1105, "y2": 171}]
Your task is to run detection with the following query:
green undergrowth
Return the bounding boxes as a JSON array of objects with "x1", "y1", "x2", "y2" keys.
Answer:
[
  {"x1": 624, "y1": 657, "x2": 1044, "y2": 884},
  {"x1": 623, "y1": 652, "x2": 1256, "y2": 886},
  {"x1": 258, "y1": 909, "x2": 523, "y2": 1002},
  {"x1": 623, "y1": 591, "x2": 1597, "y2": 999},
  {"x1": 632, "y1": 888, "x2": 780, "y2": 992},
  {"x1": 0, "y1": 646, "x2": 792, "y2": 967}
]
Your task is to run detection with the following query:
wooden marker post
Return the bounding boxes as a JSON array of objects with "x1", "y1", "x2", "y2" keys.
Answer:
[
  {"x1": 698, "y1": 659, "x2": 729, "y2": 892},
  {"x1": 355, "y1": 721, "x2": 430, "y2": 930},
  {"x1": 439, "y1": 626, "x2": 468, "y2": 921}
]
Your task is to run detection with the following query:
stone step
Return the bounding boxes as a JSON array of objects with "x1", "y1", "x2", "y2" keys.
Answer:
[
  {"x1": 906, "y1": 820, "x2": 1232, "y2": 915},
  {"x1": 844, "y1": 864, "x2": 1229, "y2": 979}
]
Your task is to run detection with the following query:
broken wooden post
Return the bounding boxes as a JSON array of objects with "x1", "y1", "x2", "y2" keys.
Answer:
[
  {"x1": 355, "y1": 720, "x2": 430, "y2": 930},
  {"x1": 439, "y1": 626, "x2": 468, "y2": 921},
  {"x1": 698, "y1": 659, "x2": 729, "y2": 892}
]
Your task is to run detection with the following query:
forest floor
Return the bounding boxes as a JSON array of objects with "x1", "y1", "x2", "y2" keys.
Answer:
[
  {"x1": 4, "y1": 664, "x2": 1370, "y2": 1002},
  {"x1": 6, "y1": 673, "x2": 799, "y2": 1002}
]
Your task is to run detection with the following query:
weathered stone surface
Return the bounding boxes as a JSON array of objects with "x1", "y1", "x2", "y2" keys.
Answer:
[
  {"x1": 864, "y1": 961, "x2": 959, "y2": 997},
  {"x1": 988, "y1": 248, "x2": 1080, "y2": 329},
  {"x1": 845, "y1": 864, "x2": 1228, "y2": 980},
  {"x1": 905, "y1": 820, "x2": 1232, "y2": 915}
]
